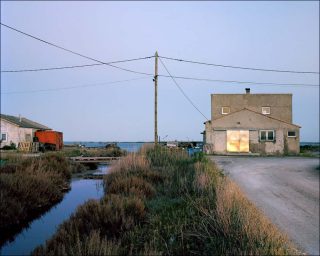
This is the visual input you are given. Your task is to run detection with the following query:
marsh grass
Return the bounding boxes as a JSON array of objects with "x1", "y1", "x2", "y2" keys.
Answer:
[
  {"x1": 33, "y1": 147, "x2": 298, "y2": 255},
  {"x1": 62, "y1": 145, "x2": 126, "y2": 158},
  {"x1": 0, "y1": 153, "x2": 79, "y2": 246}
]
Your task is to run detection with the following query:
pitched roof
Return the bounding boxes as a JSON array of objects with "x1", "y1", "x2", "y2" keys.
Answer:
[
  {"x1": 0, "y1": 114, "x2": 51, "y2": 130},
  {"x1": 212, "y1": 108, "x2": 301, "y2": 128}
]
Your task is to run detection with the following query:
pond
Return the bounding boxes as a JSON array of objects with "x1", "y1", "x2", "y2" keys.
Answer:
[{"x1": 0, "y1": 165, "x2": 108, "y2": 255}]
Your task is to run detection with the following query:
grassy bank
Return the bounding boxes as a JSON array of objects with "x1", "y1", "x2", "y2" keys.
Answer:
[
  {"x1": 300, "y1": 144, "x2": 320, "y2": 157},
  {"x1": 0, "y1": 153, "x2": 85, "y2": 246},
  {"x1": 34, "y1": 147, "x2": 297, "y2": 255},
  {"x1": 62, "y1": 144, "x2": 126, "y2": 158}
]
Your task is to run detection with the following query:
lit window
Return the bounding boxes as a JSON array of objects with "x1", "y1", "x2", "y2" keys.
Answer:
[
  {"x1": 260, "y1": 130, "x2": 275, "y2": 141},
  {"x1": 262, "y1": 107, "x2": 271, "y2": 115},
  {"x1": 1, "y1": 133, "x2": 7, "y2": 141},
  {"x1": 288, "y1": 131, "x2": 296, "y2": 137},
  {"x1": 221, "y1": 107, "x2": 230, "y2": 115}
]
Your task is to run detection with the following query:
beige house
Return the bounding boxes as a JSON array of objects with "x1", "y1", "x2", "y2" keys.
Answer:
[
  {"x1": 203, "y1": 89, "x2": 300, "y2": 155},
  {"x1": 0, "y1": 114, "x2": 51, "y2": 148}
]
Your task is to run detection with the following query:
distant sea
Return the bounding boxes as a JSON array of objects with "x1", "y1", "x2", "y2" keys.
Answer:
[
  {"x1": 300, "y1": 142, "x2": 319, "y2": 146},
  {"x1": 64, "y1": 141, "x2": 146, "y2": 152},
  {"x1": 64, "y1": 141, "x2": 319, "y2": 153}
]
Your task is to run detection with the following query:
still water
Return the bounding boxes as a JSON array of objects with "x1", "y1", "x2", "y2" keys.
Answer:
[
  {"x1": 64, "y1": 141, "x2": 144, "y2": 152},
  {"x1": 0, "y1": 165, "x2": 108, "y2": 256}
]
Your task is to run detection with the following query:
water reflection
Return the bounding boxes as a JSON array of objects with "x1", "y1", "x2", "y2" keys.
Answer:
[
  {"x1": 0, "y1": 166, "x2": 108, "y2": 255},
  {"x1": 93, "y1": 164, "x2": 109, "y2": 175}
]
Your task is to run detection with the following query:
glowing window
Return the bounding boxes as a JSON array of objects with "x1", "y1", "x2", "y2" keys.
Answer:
[
  {"x1": 262, "y1": 107, "x2": 271, "y2": 115},
  {"x1": 221, "y1": 107, "x2": 230, "y2": 115}
]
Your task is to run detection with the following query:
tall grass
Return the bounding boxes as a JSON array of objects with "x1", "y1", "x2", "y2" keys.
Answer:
[
  {"x1": 0, "y1": 153, "x2": 79, "y2": 246},
  {"x1": 34, "y1": 147, "x2": 298, "y2": 255},
  {"x1": 62, "y1": 145, "x2": 126, "y2": 157}
]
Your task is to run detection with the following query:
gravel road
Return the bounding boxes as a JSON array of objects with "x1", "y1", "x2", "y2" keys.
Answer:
[{"x1": 210, "y1": 156, "x2": 319, "y2": 255}]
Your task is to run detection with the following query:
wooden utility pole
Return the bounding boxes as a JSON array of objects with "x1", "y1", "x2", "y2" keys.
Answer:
[{"x1": 154, "y1": 51, "x2": 158, "y2": 146}]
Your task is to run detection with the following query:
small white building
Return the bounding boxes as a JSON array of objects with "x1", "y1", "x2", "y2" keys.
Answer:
[{"x1": 0, "y1": 114, "x2": 51, "y2": 148}]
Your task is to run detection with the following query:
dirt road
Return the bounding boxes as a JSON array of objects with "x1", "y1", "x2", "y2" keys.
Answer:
[{"x1": 210, "y1": 156, "x2": 319, "y2": 255}]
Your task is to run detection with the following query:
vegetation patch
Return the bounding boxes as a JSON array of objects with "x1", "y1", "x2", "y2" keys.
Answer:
[
  {"x1": 300, "y1": 144, "x2": 320, "y2": 157},
  {"x1": 0, "y1": 153, "x2": 84, "y2": 246},
  {"x1": 34, "y1": 147, "x2": 298, "y2": 255},
  {"x1": 62, "y1": 144, "x2": 126, "y2": 158}
]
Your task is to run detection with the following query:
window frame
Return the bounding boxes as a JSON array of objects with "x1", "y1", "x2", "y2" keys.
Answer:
[
  {"x1": 261, "y1": 106, "x2": 271, "y2": 115},
  {"x1": 287, "y1": 131, "x2": 296, "y2": 138},
  {"x1": 221, "y1": 106, "x2": 230, "y2": 115},
  {"x1": 1, "y1": 133, "x2": 8, "y2": 142},
  {"x1": 259, "y1": 130, "x2": 275, "y2": 142}
]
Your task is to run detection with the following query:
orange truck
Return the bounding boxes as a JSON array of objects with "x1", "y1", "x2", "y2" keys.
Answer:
[{"x1": 34, "y1": 130, "x2": 63, "y2": 151}]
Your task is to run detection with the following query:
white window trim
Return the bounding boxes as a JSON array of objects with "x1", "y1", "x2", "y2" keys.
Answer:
[
  {"x1": 287, "y1": 131, "x2": 296, "y2": 138},
  {"x1": 259, "y1": 130, "x2": 275, "y2": 141},
  {"x1": 221, "y1": 107, "x2": 230, "y2": 115},
  {"x1": 262, "y1": 106, "x2": 271, "y2": 115},
  {"x1": 1, "y1": 132, "x2": 8, "y2": 142}
]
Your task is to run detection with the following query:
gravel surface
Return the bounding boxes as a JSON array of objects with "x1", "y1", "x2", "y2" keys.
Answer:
[{"x1": 210, "y1": 156, "x2": 319, "y2": 255}]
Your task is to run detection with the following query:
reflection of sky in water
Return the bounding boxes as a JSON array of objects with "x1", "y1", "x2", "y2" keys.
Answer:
[
  {"x1": 93, "y1": 164, "x2": 110, "y2": 175},
  {"x1": 1, "y1": 177, "x2": 104, "y2": 255}
]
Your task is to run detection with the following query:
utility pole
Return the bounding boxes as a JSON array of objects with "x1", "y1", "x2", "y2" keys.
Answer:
[{"x1": 154, "y1": 51, "x2": 158, "y2": 146}]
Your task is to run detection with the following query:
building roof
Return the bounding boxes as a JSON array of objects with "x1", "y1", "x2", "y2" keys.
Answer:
[
  {"x1": 0, "y1": 114, "x2": 51, "y2": 130},
  {"x1": 211, "y1": 108, "x2": 301, "y2": 128}
]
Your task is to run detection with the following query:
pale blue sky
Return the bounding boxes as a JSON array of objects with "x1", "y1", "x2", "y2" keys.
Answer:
[{"x1": 1, "y1": 1, "x2": 319, "y2": 142}]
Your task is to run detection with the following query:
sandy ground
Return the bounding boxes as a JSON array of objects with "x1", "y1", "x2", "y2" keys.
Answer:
[{"x1": 210, "y1": 156, "x2": 319, "y2": 255}]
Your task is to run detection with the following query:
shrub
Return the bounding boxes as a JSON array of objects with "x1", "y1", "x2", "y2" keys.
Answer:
[
  {"x1": 33, "y1": 195, "x2": 146, "y2": 255},
  {"x1": 107, "y1": 176, "x2": 155, "y2": 198},
  {"x1": 33, "y1": 147, "x2": 298, "y2": 255},
  {"x1": 0, "y1": 153, "x2": 73, "y2": 246}
]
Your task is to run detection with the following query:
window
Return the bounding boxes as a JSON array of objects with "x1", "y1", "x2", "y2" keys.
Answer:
[
  {"x1": 262, "y1": 107, "x2": 271, "y2": 115},
  {"x1": 288, "y1": 131, "x2": 296, "y2": 137},
  {"x1": 259, "y1": 130, "x2": 275, "y2": 141},
  {"x1": 221, "y1": 107, "x2": 230, "y2": 115},
  {"x1": 25, "y1": 134, "x2": 32, "y2": 142},
  {"x1": 1, "y1": 133, "x2": 7, "y2": 141}
]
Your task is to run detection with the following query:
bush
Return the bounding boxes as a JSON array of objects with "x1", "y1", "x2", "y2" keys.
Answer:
[
  {"x1": 33, "y1": 195, "x2": 146, "y2": 255},
  {"x1": 0, "y1": 153, "x2": 73, "y2": 246},
  {"x1": 1, "y1": 143, "x2": 16, "y2": 150},
  {"x1": 33, "y1": 147, "x2": 297, "y2": 255}
]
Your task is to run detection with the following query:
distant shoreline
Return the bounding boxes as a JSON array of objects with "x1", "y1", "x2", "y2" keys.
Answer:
[{"x1": 64, "y1": 141, "x2": 319, "y2": 145}]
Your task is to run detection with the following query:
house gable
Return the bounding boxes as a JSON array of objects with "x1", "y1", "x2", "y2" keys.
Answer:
[{"x1": 211, "y1": 108, "x2": 300, "y2": 130}]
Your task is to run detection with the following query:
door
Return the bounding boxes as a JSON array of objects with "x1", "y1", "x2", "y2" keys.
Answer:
[{"x1": 227, "y1": 130, "x2": 249, "y2": 152}]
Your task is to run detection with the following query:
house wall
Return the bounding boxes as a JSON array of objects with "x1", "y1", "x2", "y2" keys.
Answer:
[
  {"x1": 204, "y1": 109, "x2": 300, "y2": 155},
  {"x1": 0, "y1": 119, "x2": 35, "y2": 148},
  {"x1": 211, "y1": 94, "x2": 292, "y2": 123},
  {"x1": 249, "y1": 129, "x2": 285, "y2": 155}
]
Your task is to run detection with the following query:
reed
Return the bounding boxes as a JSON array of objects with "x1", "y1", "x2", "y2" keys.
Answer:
[
  {"x1": 0, "y1": 153, "x2": 79, "y2": 246},
  {"x1": 33, "y1": 147, "x2": 298, "y2": 255}
]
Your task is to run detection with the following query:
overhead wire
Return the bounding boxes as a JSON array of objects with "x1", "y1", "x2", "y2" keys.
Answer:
[
  {"x1": 0, "y1": 23, "x2": 154, "y2": 76},
  {"x1": 159, "y1": 55, "x2": 319, "y2": 75},
  {"x1": 1, "y1": 57, "x2": 153, "y2": 73},
  {"x1": 158, "y1": 75, "x2": 319, "y2": 87},
  {"x1": 159, "y1": 57, "x2": 209, "y2": 121},
  {"x1": 2, "y1": 77, "x2": 150, "y2": 94},
  {"x1": 1, "y1": 23, "x2": 318, "y2": 88}
]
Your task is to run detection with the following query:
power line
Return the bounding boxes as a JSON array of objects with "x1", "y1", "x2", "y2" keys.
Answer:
[
  {"x1": 0, "y1": 23, "x2": 154, "y2": 76},
  {"x1": 159, "y1": 55, "x2": 319, "y2": 75},
  {"x1": 158, "y1": 75, "x2": 319, "y2": 87},
  {"x1": 1, "y1": 23, "x2": 318, "y2": 88},
  {"x1": 159, "y1": 57, "x2": 209, "y2": 121},
  {"x1": 1, "y1": 57, "x2": 153, "y2": 73},
  {"x1": 2, "y1": 77, "x2": 150, "y2": 94}
]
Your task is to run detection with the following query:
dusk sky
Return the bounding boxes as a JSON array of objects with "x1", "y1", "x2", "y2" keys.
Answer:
[{"x1": 1, "y1": 1, "x2": 319, "y2": 142}]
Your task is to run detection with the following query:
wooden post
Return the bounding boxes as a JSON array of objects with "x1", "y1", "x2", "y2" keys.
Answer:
[{"x1": 154, "y1": 51, "x2": 158, "y2": 146}]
